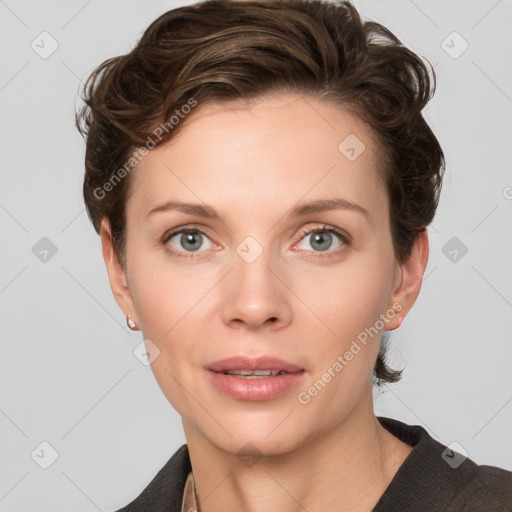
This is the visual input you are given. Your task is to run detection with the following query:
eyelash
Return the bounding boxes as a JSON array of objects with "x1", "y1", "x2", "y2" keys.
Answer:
[{"x1": 162, "y1": 224, "x2": 351, "y2": 258}]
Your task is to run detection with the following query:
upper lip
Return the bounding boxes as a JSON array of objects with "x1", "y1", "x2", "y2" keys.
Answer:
[{"x1": 207, "y1": 356, "x2": 304, "y2": 373}]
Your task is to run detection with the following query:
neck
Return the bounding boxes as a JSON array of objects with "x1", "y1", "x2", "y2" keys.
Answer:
[{"x1": 184, "y1": 393, "x2": 412, "y2": 512}]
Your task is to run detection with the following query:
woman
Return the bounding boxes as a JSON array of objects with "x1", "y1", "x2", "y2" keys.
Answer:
[{"x1": 75, "y1": 0, "x2": 512, "y2": 510}]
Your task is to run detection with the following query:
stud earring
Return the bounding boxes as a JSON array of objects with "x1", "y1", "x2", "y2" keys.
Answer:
[
  {"x1": 392, "y1": 316, "x2": 404, "y2": 330},
  {"x1": 386, "y1": 316, "x2": 404, "y2": 332},
  {"x1": 126, "y1": 314, "x2": 139, "y2": 331}
]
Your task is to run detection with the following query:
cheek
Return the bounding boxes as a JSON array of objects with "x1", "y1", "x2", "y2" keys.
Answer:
[
  {"x1": 290, "y1": 256, "x2": 395, "y2": 388},
  {"x1": 127, "y1": 263, "x2": 214, "y2": 414},
  {"x1": 131, "y1": 270, "x2": 212, "y2": 341},
  {"x1": 126, "y1": 233, "x2": 216, "y2": 338},
  {"x1": 295, "y1": 255, "x2": 394, "y2": 335},
  {"x1": 127, "y1": 256, "x2": 221, "y2": 373}
]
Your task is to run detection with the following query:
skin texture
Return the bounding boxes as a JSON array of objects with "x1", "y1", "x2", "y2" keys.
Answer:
[{"x1": 101, "y1": 93, "x2": 429, "y2": 512}]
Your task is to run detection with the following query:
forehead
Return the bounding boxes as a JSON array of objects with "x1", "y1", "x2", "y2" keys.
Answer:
[{"x1": 128, "y1": 93, "x2": 388, "y2": 223}]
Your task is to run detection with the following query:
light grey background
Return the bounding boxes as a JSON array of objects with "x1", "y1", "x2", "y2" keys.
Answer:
[{"x1": 1, "y1": 0, "x2": 511, "y2": 510}]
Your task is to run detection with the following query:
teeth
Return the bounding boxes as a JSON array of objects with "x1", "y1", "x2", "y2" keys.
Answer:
[{"x1": 221, "y1": 369, "x2": 286, "y2": 377}]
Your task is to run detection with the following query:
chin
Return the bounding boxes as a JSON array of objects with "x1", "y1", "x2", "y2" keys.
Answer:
[
  {"x1": 217, "y1": 431, "x2": 304, "y2": 460},
  {"x1": 202, "y1": 408, "x2": 314, "y2": 457}
]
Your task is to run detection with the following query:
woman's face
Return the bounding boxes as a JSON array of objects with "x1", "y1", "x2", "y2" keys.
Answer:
[{"x1": 104, "y1": 93, "x2": 424, "y2": 456}]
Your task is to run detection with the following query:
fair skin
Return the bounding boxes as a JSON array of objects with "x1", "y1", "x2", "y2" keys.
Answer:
[{"x1": 101, "y1": 93, "x2": 428, "y2": 512}]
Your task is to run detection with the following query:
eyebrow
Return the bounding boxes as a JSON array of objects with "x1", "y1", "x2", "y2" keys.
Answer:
[
  {"x1": 146, "y1": 201, "x2": 219, "y2": 219},
  {"x1": 145, "y1": 198, "x2": 369, "y2": 220},
  {"x1": 287, "y1": 198, "x2": 369, "y2": 219}
]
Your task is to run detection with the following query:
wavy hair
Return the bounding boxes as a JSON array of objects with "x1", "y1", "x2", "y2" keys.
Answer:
[{"x1": 76, "y1": 0, "x2": 445, "y2": 384}]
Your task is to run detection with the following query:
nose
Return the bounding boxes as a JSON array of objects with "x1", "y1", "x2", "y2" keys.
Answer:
[{"x1": 220, "y1": 251, "x2": 293, "y2": 331}]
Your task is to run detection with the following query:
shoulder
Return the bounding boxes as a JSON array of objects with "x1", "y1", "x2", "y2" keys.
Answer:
[
  {"x1": 446, "y1": 463, "x2": 512, "y2": 511},
  {"x1": 114, "y1": 444, "x2": 191, "y2": 512},
  {"x1": 375, "y1": 417, "x2": 512, "y2": 512}
]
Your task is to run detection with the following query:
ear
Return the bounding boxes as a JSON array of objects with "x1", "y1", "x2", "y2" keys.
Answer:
[
  {"x1": 100, "y1": 218, "x2": 138, "y2": 326},
  {"x1": 384, "y1": 230, "x2": 429, "y2": 330}
]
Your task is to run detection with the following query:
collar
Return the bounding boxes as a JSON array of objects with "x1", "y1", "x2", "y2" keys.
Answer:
[{"x1": 181, "y1": 470, "x2": 199, "y2": 512}]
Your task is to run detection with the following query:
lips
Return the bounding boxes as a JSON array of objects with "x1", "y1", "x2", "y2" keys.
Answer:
[
  {"x1": 207, "y1": 356, "x2": 303, "y2": 374},
  {"x1": 206, "y1": 356, "x2": 306, "y2": 401}
]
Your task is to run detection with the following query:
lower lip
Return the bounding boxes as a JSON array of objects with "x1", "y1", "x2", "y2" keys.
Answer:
[{"x1": 206, "y1": 370, "x2": 305, "y2": 401}]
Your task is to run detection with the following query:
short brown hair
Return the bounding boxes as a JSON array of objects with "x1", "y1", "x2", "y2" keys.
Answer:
[{"x1": 76, "y1": 0, "x2": 445, "y2": 384}]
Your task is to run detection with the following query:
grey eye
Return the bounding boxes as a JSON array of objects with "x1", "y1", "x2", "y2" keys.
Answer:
[
  {"x1": 297, "y1": 230, "x2": 343, "y2": 252},
  {"x1": 167, "y1": 230, "x2": 214, "y2": 253}
]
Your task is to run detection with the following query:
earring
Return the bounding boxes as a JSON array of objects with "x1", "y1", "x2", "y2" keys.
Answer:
[
  {"x1": 386, "y1": 316, "x2": 404, "y2": 332},
  {"x1": 393, "y1": 316, "x2": 404, "y2": 330},
  {"x1": 126, "y1": 314, "x2": 139, "y2": 331}
]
